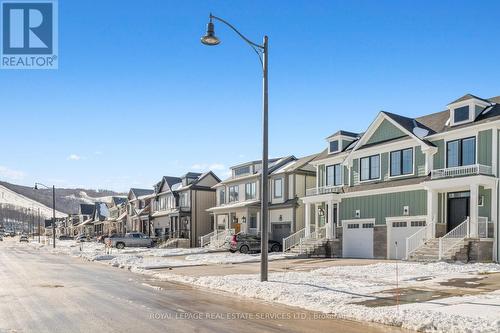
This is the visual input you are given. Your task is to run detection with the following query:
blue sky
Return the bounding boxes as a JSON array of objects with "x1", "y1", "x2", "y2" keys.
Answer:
[{"x1": 1, "y1": 0, "x2": 500, "y2": 192}]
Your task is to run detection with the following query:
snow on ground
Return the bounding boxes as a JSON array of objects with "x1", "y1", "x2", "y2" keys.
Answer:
[
  {"x1": 150, "y1": 262, "x2": 500, "y2": 333},
  {"x1": 184, "y1": 252, "x2": 286, "y2": 265},
  {"x1": 28, "y1": 240, "x2": 283, "y2": 269}
]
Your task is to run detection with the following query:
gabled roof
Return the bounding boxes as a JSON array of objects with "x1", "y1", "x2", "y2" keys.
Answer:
[
  {"x1": 182, "y1": 172, "x2": 202, "y2": 179},
  {"x1": 112, "y1": 196, "x2": 127, "y2": 206},
  {"x1": 448, "y1": 93, "x2": 492, "y2": 105},
  {"x1": 326, "y1": 130, "x2": 359, "y2": 140},
  {"x1": 130, "y1": 188, "x2": 154, "y2": 199},
  {"x1": 162, "y1": 176, "x2": 182, "y2": 189},
  {"x1": 274, "y1": 154, "x2": 318, "y2": 173},
  {"x1": 382, "y1": 111, "x2": 435, "y2": 137}
]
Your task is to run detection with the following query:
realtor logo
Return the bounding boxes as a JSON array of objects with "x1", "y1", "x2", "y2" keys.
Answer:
[{"x1": 1, "y1": 0, "x2": 58, "y2": 69}]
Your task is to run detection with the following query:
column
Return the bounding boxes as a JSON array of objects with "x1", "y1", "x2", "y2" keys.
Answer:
[
  {"x1": 304, "y1": 203, "x2": 311, "y2": 237},
  {"x1": 426, "y1": 189, "x2": 438, "y2": 238},
  {"x1": 326, "y1": 200, "x2": 334, "y2": 240},
  {"x1": 470, "y1": 184, "x2": 479, "y2": 238}
]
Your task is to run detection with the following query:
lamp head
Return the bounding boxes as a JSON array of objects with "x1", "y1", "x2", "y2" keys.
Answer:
[
  {"x1": 34, "y1": 184, "x2": 38, "y2": 190},
  {"x1": 201, "y1": 19, "x2": 220, "y2": 46}
]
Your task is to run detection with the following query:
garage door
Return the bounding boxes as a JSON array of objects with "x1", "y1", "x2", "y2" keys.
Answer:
[
  {"x1": 271, "y1": 223, "x2": 291, "y2": 243},
  {"x1": 343, "y1": 221, "x2": 374, "y2": 258},
  {"x1": 387, "y1": 220, "x2": 426, "y2": 259}
]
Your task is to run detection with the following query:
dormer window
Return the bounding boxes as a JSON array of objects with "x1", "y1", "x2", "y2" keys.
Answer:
[
  {"x1": 448, "y1": 95, "x2": 491, "y2": 126},
  {"x1": 329, "y1": 140, "x2": 339, "y2": 154},
  {"x1": 453, "y1": 105, "x2": 470, "y2": 123}
]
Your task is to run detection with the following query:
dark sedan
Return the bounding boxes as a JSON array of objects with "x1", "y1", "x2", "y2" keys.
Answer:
[{"x1": 229, "y1": 234, "x2": 281, "y2": 254}]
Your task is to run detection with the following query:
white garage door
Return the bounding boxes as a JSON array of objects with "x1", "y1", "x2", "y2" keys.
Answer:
[
  {"x1": 343, "y1": 221, "x2": 374, "y2": 258},
  {"x1": 387, "y1": 220, "x2": 426, "y2": 259}
]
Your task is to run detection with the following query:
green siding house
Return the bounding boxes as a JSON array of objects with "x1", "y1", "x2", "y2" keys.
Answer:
[{"x1": 292, "y1": 93, "x2": 500, "y2": 263}]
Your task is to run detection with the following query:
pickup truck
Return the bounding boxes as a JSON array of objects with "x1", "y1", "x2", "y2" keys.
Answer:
[{"x1": 106, "y1": 232, "x2": 154, "y2": 249}]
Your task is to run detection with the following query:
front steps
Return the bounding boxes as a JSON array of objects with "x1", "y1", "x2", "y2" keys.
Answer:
[
  {"x1": 408, "y1": 238, "x2": 469, "y2": 262},
  {"x1": 285, "y1": 238, "x2": 329, "y2": 257}
]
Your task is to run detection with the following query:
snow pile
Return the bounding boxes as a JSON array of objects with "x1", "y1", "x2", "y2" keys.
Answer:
[
  {"x1": 153, "y1": 262, "x2": 500, "y2": 333},
  {"x1": 184, "y1": 252, "x2": 286, "y2": 265}
]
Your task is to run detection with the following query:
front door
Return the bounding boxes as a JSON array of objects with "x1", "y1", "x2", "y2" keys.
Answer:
[{"x1": 447, "y1": 192, "x2": 470, "y2": 232}]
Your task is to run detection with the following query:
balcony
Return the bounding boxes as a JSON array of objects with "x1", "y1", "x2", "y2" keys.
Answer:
[
  {"x1": 306, "y1": 185, "x2": 343, "y2": 196},
  {"x1": 431, "y1": 164, "x2": 493, "y2": 180}
]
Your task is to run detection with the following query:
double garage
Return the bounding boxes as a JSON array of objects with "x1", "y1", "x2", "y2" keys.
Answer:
[{"x1": 342, "y1": 216, "x2": 427, "y2": 259}]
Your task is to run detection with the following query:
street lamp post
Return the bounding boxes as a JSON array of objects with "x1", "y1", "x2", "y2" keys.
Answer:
[
  {"x1": 201, "y1": 14, "x2": 270, "y2": 281},
  {"x1": 34, "y1": 183, "x2": 56, "y2": 248}
]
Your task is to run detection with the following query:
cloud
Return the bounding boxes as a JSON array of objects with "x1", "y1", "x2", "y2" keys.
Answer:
[
  {"x1": 0, "y1": 165, "x2": 25, "y2": 181},
  {"x1": 68, "y1": 154, "x2": 82, "y2": 161}
]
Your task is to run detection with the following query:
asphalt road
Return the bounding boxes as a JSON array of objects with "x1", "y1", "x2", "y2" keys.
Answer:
[{"x1": 0, "y1": 238, "x2": 406, "y2": 333}]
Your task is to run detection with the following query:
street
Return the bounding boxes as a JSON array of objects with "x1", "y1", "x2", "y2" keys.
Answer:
[{"x1": 0, "y1": 239, "x2": 405, "y2": 333}]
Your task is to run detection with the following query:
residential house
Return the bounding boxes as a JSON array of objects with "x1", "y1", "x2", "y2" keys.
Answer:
[
  {"x1": 126, "y1": 188, "x2": 154, "y2": 234},
  {"x1": 72, "y1": 203, "x2": 95, "y2": 236},
  {"x1": 105, "y1": 196, "x2": 127, "y2": 235},
  {"x1": 150, "y1": 172, "x2": 220, "y2": 247},
  {"x1": 206, "y1": 156, "x2": 316, "y2": 243},
  {"x1": 296, "y1": 93, "x2": 499, "y2": 263},
  {"x1": 92, "y1": 202, "x2": 110, "y2": 236}
]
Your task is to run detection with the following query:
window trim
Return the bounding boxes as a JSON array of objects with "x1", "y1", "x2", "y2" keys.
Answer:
[
  {"x1": 388, "y1": 147, "x2": 415, "y2": 179},
  {"x1": 328, "y1": 139, "x2": 340, "y2": 154},
  {"x1": 219, "y1": 188, "x2": 226, "y2": 205},
  {"x1": 245, "y1": 182, "x2": 256, "y2": 200},
  {"x1": 273, "y1": 178, "x2": 283, "y2": 198},
  {"x1": 228, "y1": 185, "x2": 239, "y2": 203},
  {"x1": 359, "y1": 154, "x2": 381, "y2": 182},
  {"x1": 445, "y1": 136, "x2": 477, "y2": 168},
  {"x1": 325, "y1": 163, "x2": 343, "y2": 187}
]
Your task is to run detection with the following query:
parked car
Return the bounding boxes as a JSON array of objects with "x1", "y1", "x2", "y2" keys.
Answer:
[
  {"x1": 58, "y1": 235, "x2": 73, "y2": 240},
  {"x1": 19, "y1": 235, "x2": 29, "y2": 242},
  {"x1": 106, "y1": 232, "x2": 154, "y2": 249},
  {"x1": 0, "y1": 235, "x2": 3, "y2": 241},
  {"x1": 75, "y1": 234, "x2": 88, "y2": 242},
  {"x1": 229, "y1": 234, "x2": 281, "y2": 254}
]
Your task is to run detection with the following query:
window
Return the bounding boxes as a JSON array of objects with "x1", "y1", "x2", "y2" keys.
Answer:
[
  {"x1": 362, "y1": 223, "x2": 374, "y2": 228},
  {"x1": 219, "y1": 188, "x2": 225, "y2": 205},
  {"x1": 274, "y1": 178, "x2": 283, "y2": 198},
  {"x1": 390, "y1": 148, "x2": 413, "y2": 177},
  {"x1": 326, "y1": 164, "x2": 342, "y2": 186},
  {"x1": 229, "y1": 185, "x2": 239, "y2": 202},
  {"x1": 329, "y1": 140, "x2": 339, "y2": 153},
  {"x1": 392, "y1": 222, "x2": 408, "y2": 228},
  {"x1": 179, "y1": 193, "x2": 188, "y2": 207},
  {"x1": 446, "y1": 137, "x2": 476, "y2": 167},
  {"x1": 234, "y1": 166, "x2": 250, "y2": 177},
  {"x1": 245, "y1": 182, "x2": 256, "y2": 200},
  {"x1": 454, "y1": 105, "x2": 470, "y2": 123},
  {"x1": 347, "y1": 223, "x2": 359, "y2": 229},
  {"x1": 411, "y1": 221, "x2": 426, "y2": 227},
  {"x1": 249, "y1": 213, "x2": 257, "y2": 229},
  {"x1": 360, "y1": 155, "x2": 380, "y2": 181}
]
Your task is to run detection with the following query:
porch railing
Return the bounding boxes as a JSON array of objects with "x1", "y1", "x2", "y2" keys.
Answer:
[
  {"x1": 200, "y1": 231, "x2": 215, "y2": 247},
  {"x1": 431, "y1": 164, "x2": 492, "y2": 180},
  {"x1": 405, "y1": 221, "x2": 435, "y2": 259},
  {"x1": 209, "y1": 228, "x2": 235, "y2": 248},
  {"x1": 478, "y1": 216, "x2": 490, "y2": 238},
  {"x1": 438, "y1": 217, "x2": 469, "y2": 260},
  {"x1": 306, "y1": 186, "x2": 342, "y2": 196},
  {"x1": 282, "y1": 228, "x2": 305, "y2": 253}
]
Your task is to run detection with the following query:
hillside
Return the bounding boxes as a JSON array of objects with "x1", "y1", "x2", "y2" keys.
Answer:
[{"x1": 0, "y1": 181, "x2": 125, "y2": 216}]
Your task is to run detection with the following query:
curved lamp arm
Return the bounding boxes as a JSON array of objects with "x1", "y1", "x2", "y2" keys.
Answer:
[
  {"x1": 209, "y1": 14, "x2": 265, "y2": 68},
  {"x1": 34, "y1": 182, "x2": 50, "y2": 190}
]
